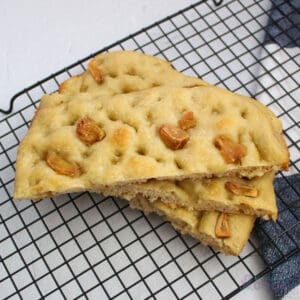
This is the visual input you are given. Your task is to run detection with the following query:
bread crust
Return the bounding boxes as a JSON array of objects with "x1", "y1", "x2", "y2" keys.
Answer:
[{"x1": 15, "y1": 85, "x2": 289, "y2": 200}]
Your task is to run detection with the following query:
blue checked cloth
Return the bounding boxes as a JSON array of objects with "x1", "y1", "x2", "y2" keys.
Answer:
[
  {"x1": 255, "y1": 175, "x2": 300, "y2": 299},
  {"x1": 254, "y1": 1, "x2": 300, "y2": 299}
]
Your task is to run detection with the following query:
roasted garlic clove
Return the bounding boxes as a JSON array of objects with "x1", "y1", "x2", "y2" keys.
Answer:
[
  {"x1": 215, "y1": 213, "x2": 231, "y2": 238},
  {"x1": 214, "y1": 135, "x2": 247, "y2": 164},
  {"x1": 88, "y1": 59, "x2": 104, "y2": 84},
  {"x1": 46, "y1": 152, "x2": 81, "y2": 177},
  {"x1": 76, "y1": 117, "x2": 105, "y2": 146},
  {"x1": 225, "y1": 181, "x2": 258, "y2": 197},
  {"x1": 178, "y1": 111, "x2": 196, "y2": 130},
  {"x1": 159, "y1": 124, "x2": 190, "y2": 150}
]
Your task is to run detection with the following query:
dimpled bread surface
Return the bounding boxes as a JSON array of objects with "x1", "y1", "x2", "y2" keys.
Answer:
[
  {"x1": 14, "y1": 85, "x2": 289, "y2": 200},
  {"x1": 129, "y1": 196, "x2": 255, "y2": 256},
  {"x1": 58, "y1": 52, "x2": 280, "y2": 219},
  {"x1": 58, "y1": 50, "x2": 208, "y2": 97}
]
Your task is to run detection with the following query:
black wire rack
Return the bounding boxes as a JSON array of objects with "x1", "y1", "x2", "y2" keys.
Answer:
[{"x1": 0, "y1": 0, "x2": 299, "y2": 299}]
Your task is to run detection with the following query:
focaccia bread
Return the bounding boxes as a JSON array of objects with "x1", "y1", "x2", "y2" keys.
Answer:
[
  {"x1": 54, "y1": 52, "x2": 277, "y2": 220},
  {"x1": 103, "y1": 172, "x2": 277, "y2": 220},
  {"x1": 129, "y1": 196, "x2": 255, "y2": 256},
  {"x1": 57, "y1": 50, "x2": 208, "y2": 98},
  {"x1": 14, "y1": 86, "x2": 289, "y2": 200}
]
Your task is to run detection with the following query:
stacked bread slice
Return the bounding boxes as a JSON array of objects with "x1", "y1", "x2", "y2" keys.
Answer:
[{"x1": 14, "y1": 51, "x2": 289, "y2": 255}]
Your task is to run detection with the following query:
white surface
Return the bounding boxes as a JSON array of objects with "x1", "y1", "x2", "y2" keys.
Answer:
[
  {"x1": 0, "y1": 0, "x2": 198, "y2": 111},
  {"x1": 284, "y1": 286, "x2": 300, "y2": 300},
  {"x1": 0, "y1": 0, "x2": 274, "y2": 299}
]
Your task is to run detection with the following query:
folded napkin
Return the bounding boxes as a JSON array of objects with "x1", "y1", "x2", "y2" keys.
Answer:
[
  {"x1": 264, "y1": 0, "x2": 300, "y2": 48},
  {"x1": 255, "y1": 174, "x2": 300, "y2": 299},
  {"x1": 255, "y1": 1, "x2": 300, "y2": 298}
]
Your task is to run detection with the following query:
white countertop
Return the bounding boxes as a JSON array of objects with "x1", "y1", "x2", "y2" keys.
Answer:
[
  {"x1": 1, "y1": 0, "x2": 196, "y2": 110},
  {"x1": 0, "y1": 0, "x2": 273, "y2": 299}
]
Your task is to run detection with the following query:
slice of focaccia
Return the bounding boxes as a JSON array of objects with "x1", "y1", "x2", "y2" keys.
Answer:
[
  {"x1": 14, "y1": 85, "x2": 289, "y2": 200},
  {"x1": 103, "y1": 171, "x2": 277, "y2": 220},
  {"x1": 128, "y1": 196, "x2": 255, "y2": 256},
  {"x1": 58, "y1": 50, "x2": 208, "y2": 97},
  {"x1": 56, "y1": 53, "x2": 279, "y2": 220}
]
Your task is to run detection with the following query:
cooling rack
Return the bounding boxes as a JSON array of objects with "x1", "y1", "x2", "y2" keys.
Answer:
[{"x1": 1, "y1": 0, "x2": 299, "y2": 299}]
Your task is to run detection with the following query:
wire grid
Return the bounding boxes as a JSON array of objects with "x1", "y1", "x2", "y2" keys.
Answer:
[{"x1": 0, "y1": 0, "x2": 299, "y2": 299}]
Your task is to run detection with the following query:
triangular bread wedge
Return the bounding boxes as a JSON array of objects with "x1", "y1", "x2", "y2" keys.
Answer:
[
  {"x1": 58, "y1": 50, "x2": 208, "y2": 97},
  {"x1": 15, "y1": 85, "x2": 288, "y2": 200},
  {"x1": 128, "y1": 196, "x2": 255, "y2": 256}
]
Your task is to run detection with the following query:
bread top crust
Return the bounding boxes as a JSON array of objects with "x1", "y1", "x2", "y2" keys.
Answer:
[
  {"x1": 57, "y1": 50, "x2": 208, "y2": 98},
  {"x1": 14, "y1": 85, "x2": 289, "y2": 200}
]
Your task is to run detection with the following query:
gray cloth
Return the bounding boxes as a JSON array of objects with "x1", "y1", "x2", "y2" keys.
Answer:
[
  {"x1": 255, "y1": 174, "x2": 300, "y2": 298},
  {"x1": 254, "y1": 1, "x2": 300, "y2": 298},
  {"x1": 265, "y1": 0, "x2": 300, "y2": 48}
]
